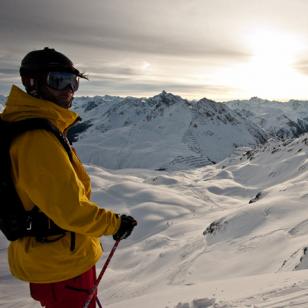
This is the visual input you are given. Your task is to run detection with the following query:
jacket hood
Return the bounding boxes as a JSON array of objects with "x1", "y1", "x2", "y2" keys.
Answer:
[{"x1": 1, "y1": 85, "x2": 79, "y2": 132}]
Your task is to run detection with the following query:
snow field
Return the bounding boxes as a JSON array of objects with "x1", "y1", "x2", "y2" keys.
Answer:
[{"x1": 3, "y1": 136, "x2": 308, "y2": 306}]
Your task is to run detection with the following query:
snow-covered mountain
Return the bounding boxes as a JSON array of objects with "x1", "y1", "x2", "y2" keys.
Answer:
[
  {"x1": 227, "y1": 97, "x2": 308, "y2": 139},
  {"x1": 72, "y1": 91, "x2": 267, "y2": 170}
]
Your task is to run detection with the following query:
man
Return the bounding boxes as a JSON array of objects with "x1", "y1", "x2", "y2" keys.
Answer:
[{"x1": 1, "y1": 47, "x2": 137, "y2": 307}]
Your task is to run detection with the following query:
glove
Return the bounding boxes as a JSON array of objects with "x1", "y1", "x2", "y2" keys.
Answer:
[{"x1": 113, "y1": 214, "x2": 137, "y2": 240}]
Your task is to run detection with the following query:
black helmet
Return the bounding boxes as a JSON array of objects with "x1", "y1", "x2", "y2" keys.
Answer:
[{"x1": 20, "y1": 47, "x2": 85, "y2": 78}]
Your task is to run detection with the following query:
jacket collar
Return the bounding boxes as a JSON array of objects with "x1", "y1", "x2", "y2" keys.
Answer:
[{"x1": 1, "y1": 85, "x2": 79, "y2": 132}]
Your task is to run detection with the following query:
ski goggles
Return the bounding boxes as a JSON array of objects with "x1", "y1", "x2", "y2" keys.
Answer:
[{"x1": 46, "y1": 71, "x2": 79, "y2": 92}]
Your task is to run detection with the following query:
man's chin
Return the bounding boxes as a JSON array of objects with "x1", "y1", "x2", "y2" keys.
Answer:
[{"x1": 55, "y1": 97, "x2": 73, "y2": 109}]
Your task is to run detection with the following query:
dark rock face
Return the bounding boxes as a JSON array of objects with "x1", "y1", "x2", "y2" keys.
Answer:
[
  {"x1": 84, "y1": 101, "x2": 98, "y2": 112},
  {"x1": 67, "y1": 120, "x2": 93, "y2": 143}
]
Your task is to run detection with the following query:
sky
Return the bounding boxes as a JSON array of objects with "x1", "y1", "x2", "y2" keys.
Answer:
[{"x1": 2, "y1": 0, "x2": 308, "y2": 101}]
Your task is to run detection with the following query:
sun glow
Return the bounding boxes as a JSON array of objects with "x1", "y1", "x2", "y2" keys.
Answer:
[{"x1": 212, "y1": 29, "x2": 308, "y2": 100}]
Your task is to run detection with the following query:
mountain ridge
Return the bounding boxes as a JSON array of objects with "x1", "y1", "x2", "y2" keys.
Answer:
[
  {"x1": 2, "y1": 90, "x2": 308, "y2": 169},
  {"x1": 72, "y1": 91, "x2": 269, "y2": 170}
]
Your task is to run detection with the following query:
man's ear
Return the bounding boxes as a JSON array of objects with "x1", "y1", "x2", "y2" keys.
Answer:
[
  {"x1": 21, "y1": 76, "x2": 40, "y2": 97},
  {"x1": 21, "y1": 76, "x2": 34, "y2": 88}
]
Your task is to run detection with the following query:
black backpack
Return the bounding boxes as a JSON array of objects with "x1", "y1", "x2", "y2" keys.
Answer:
[{"x1": 0, "y1": 117, "x2": 75, "y2": 249}]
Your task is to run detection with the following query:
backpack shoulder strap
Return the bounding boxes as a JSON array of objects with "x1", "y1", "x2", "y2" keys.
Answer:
[
  {"x1": 4, "y1": 118, "x2": 73, "y2": 162},
  {"x1": 0, "y1": 118, "x2": 75, "y2": 248}
]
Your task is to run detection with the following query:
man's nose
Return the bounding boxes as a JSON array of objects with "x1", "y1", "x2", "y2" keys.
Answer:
[{"x1": 63, "y1": 85, "x2": 74, "y2": 93}]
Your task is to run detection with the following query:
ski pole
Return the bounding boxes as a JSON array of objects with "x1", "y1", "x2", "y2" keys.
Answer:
[{"x1": 83, "y1": 239, "x2": 121, "y2": 308}]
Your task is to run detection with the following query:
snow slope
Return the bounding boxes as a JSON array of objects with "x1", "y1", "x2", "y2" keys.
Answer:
[
  {"x1": 3, "y1": 133, "x2": 308, "y2": 306},
  {"x1": 99, "y1": 134, "x2": 308, "y2": 307}
]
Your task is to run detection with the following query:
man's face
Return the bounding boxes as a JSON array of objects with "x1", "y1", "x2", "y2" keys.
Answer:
[
  {"x1": 39, "y1": 84, "x2": 74, "y2": 109},
  {"x1": 38, "y1": 71, "x2": 79, "y2": 108}
]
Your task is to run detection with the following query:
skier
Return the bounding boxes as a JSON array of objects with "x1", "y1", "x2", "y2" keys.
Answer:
[{"x1": 1, "y1": 47, "x2": 137, "y2": 307}]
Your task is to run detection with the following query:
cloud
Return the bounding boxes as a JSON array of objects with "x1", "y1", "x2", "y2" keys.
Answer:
[
  {"x1": 294, "y1": 59, "x2": 308, "y2": 75},
  {"x1": 0, "y1": 68, "x2": 18, "y2": 76},
  {"x1": 0, "y1": 0, "x2": 249, "y2": 59},
  {"x1": 2, "y1": 0, "x2": 308, "y2": 99},
  {"x1": 78, "y1": 73, "x2": 236, "y2": 101}
]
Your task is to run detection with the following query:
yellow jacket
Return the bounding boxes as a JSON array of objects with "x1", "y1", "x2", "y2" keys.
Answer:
[{"x1": 1, "y1": 85, "x2": 120, "y2": 283}]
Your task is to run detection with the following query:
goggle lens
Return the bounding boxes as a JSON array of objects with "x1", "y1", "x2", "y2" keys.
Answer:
[{"x1": 46, "y1": 72, "x2": 79, "y2": 91}]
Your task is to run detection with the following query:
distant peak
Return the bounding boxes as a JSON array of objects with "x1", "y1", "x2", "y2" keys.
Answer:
[
  {"x1": 198, "y1": 97, "x2": 217, "y2": 104},
  {"x1": 151, "y1": 91, "x2": 186, "y2": 105},
  {"x1": 249, "y1": 96, "x2": 264, "y2": 103},
  {"x1": 156, "y1": 90, "x2": 175, "y2": 98}
]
